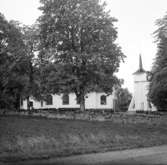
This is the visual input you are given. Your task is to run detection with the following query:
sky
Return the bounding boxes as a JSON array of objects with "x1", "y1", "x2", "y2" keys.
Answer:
[{"x1": 0, "y1": 0, "x2": 167, "y2": 93}]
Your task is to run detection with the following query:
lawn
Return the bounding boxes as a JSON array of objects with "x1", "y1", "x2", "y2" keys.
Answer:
[{"x1": 1, "y1": 114, "x2": 167, "y2": 162}]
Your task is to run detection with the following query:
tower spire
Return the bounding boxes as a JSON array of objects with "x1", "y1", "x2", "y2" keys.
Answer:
[
  {"x1": 133, "y1": 54, "x2": 145, "y2": 74},
  {"x1": 139, "y1": 54, "x2": 143, "y2": 71}
]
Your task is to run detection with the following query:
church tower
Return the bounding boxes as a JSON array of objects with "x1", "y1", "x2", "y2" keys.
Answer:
[{"x1": 128, "y1": 55, "x2": 156, "y2": 112}]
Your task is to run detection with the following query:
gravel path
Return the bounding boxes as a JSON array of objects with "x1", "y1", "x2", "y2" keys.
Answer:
[{"x1": 3, "y1": 145, "x2": 167, "y2": 165}]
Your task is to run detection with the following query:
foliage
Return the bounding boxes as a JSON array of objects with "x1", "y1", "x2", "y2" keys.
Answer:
[
  {"x1": 19, "y1": 25, "x2": 41, "y2": 104},
  {"x1": 149, "y1": 13, "x2": 167, "y2": 110},
  {"x1": 0, "y1": 13, "x2": 40, "y2": 111},
  {"x1": 38, "y1": 0, "x2": 124, "y2": 111},
  {"x1": 0, "y1": 13, "x2": 27, "y2": 110},
  {"x1": 116, "y1": 87, "x2": 132, "y2": 112}
]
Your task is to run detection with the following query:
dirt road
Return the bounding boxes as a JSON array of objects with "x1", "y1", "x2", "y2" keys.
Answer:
[{"x1": 2, "y1": 145, "x2": 167, "y2": 165}]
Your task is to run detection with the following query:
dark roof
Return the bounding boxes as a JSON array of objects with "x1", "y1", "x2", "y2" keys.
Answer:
[{"x1": 133, "y1": 68, "x2": 146, "y2": 74}]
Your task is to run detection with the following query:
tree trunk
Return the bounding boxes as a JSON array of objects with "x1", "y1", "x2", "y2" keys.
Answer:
[
  {"x1": 15, "y1": 93, "x2": 20, "y2": 111},
  {"x1": 113, "y1": 99, "x2": 118, "y2": 113},
  {"x1": 80, "y1": 93, "x2": 85, "y2": 111},
  {"x1": 27, "y1": 96, "x2": 30, "y2": 112}
]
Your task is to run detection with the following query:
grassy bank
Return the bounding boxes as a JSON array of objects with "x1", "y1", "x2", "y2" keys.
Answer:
[{"x1": 0, "y1": 114, "x2": 167, "y2": 161}]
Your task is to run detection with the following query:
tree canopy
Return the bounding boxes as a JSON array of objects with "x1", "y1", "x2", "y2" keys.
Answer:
[
  {"x1": 0, "y1": 13, "x2": 27, "y2": 110},
  {"x1": 19, "y1": 24, "x2": 42, "y2": 111},
  {"x1": 38, "y1": 0, "x2": 124, "y2": 111},
  {"x1": 0, "y1": 13, "x2": 40, "y2": 111},
  {"x1": 149, "y1": 13, "x2": 167, "y2": 110}
]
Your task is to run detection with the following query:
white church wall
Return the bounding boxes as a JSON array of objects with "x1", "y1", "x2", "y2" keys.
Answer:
[
  {"x1": 21, "y1": 100, "x2": 27, "y2": 109},
  {"x1": 21, "y1": 98, "x2": 41, "y2": 110},
  {"x1": 95, "y1": 93, "x2": 114, "y2": 109},
  {"x1": 85, "y1": 92, "x2": 96, "y2": 109},
  {"x1": 21, "y1": 92, "x2": 114, "y2": 110},
  {"x1": 134, "y1": 73, "x2": 147, "y2": 82},
  {"x1": 42, "y1": 94, "x2": 56, "y2": 109},
  {"x1": 58, "y1": 93, "x2": 80, "y2": 109},
  {"x1": 133, "y1": 80, "x2": 149, "y2": 111}
]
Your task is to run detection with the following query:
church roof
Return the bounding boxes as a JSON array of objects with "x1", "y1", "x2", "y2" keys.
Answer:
[{"x1": 133, "y1": 55, "x2": 146, "y2": 74}]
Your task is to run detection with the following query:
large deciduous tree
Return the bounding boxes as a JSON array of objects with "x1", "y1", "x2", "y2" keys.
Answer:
[
  {"x1": 20, "y1": 24, "x2": 41, "y2": 111},
  {"x1": 0, "y1": 13, "x2": 27, "y2": 110},
  {"x1": 0, "y1": 13, "x2": 40, "y2": 112},
  {"x1": 149, "y1": 13, "x2": 167, "y2": 110},
  {"x1": 38, "y1": 0, "x2": 124, "y2": 111}
]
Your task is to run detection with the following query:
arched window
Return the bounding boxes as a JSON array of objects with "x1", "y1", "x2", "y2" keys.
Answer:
[
  {"x1": 29, "y1": 101, "x2": 33, "y2": 107},
  {"x1": 62, "y1": 94, "x2": 69, "y2": 105},
  {"x1": 46, "y1": 95, "x2": 53, "y2": 105},
  {"x1": 101, "y1": 95, "x2": 107, "y2": 105}
]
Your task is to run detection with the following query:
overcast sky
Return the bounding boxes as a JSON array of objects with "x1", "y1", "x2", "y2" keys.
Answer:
[{"x1": 0, "y1": 0, "x2": 167, "y2": 92}]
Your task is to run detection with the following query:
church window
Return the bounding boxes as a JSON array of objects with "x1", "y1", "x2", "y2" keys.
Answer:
[
  {"x1": 101, "y1": 95, "x2": 107, "y2": 105},
  {"x1": 62, "y1": 94, "x2": 69, "y2": 105},
  {"x1": 46, "y1": 95, "x2": 53, "y2": 105},
  {"x1": 29, "y1": 101, "x2": 33, "y2": 107}
]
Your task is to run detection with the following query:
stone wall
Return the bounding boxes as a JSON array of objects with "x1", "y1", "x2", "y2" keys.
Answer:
[{"x1": 0, "y1": 108, "x2": 165, "y2": 124}]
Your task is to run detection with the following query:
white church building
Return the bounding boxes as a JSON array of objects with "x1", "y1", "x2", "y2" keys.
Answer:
[
  {"x1": 20, "y1": 92, "x2": 117, "y2": 110},
  {"x1": 128, "y1": 55, "x2": 156, "y2": 112},
  {"x1": 21, "y1": 55, "x2": 156, "y2": 112}
]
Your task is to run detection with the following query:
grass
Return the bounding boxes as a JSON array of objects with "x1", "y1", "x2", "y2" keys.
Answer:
[{"x1": 1, "y1": 114, "x2": 167, "y2": 162}]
